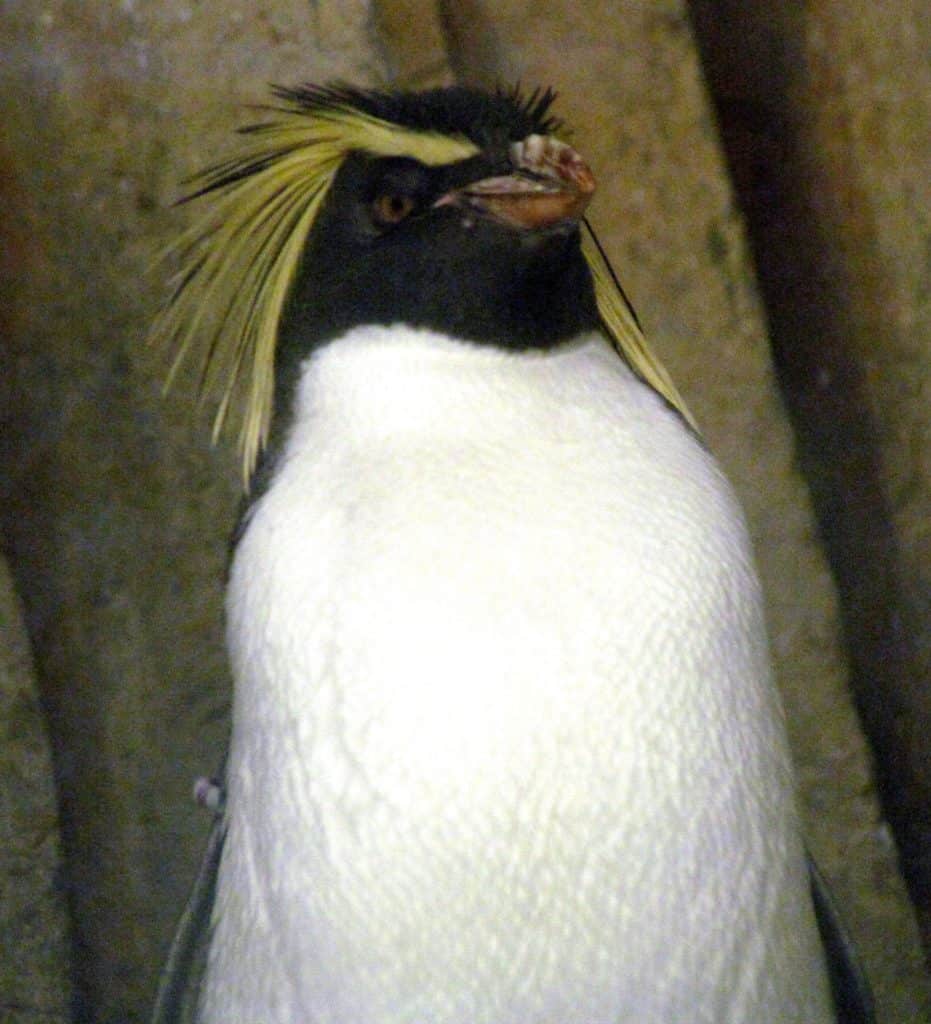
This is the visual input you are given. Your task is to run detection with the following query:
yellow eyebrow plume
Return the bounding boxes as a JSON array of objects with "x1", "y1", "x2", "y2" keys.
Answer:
[
  {"x1": 151, "y1": 96, "x2": 478, "y2": 486},
  {"x1": 151, "y1": 88, "x2": 695, "y2": 489},
  {"x1": 582, "y1": 222, "x2": 697, "y2": 433}
]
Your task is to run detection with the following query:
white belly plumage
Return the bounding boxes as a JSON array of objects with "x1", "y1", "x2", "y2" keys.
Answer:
[{"x1": 201, "y1": 325, "x2": 833, "y2": 1023}]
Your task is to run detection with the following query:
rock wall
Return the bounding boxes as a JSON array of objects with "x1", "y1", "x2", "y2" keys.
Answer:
[{"x1": 0, "y1": 554, "x2": 71, "y2": 1020}]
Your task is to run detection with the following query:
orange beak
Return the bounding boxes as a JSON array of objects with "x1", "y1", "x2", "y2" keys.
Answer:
[{"x1": 436, "y1": 135, "x2": 595, "y2": 230}]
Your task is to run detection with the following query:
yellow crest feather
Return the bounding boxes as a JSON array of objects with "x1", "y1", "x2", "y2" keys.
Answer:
[
  {"x1": 151, "y1": 88, "x2": 695, "y2": 489},
  {"x1": 151, "y1": 95, "x2": 478, "y2": 486},
  {"x1": 582, "y1": 223, "x2": 697, "y2": 433}
]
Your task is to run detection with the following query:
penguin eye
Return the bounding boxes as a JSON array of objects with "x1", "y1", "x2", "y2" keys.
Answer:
[{"x1": 371, "y1": 193, "x2": 416, "y2": 228}]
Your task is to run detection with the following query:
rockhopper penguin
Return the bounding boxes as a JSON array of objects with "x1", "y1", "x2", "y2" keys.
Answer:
[{"x1": 151, "y1": 84, "x2": 870, "y2": 1022}]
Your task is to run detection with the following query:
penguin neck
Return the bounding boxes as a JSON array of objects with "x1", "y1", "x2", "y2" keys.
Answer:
[
  {"x1": 248, "y1": 225, "x2": 601, "y2": 494},
  {"x1": 287, "y1": 326, "x2": 614, "y2": 457},
  {"x1": 281, "y1": 221, "x2": 601, "y2": 357},
  {"x1": 249, "y1": 324, "x2": 607, "y2": 501}
]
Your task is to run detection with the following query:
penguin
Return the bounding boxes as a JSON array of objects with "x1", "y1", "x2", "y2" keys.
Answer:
[{"x1": 150, "y1": 84, "x2": 873, "y2": 1023}]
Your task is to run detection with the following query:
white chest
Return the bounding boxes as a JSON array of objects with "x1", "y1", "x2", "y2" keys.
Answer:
[{"x1": 202, "y1": 326, "x2": 831, "y2": 1023}]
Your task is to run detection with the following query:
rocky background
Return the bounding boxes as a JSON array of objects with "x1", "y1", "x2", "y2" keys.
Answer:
[{"x1": 1, "y1": 1, "x2": 928, "y2": 1021}]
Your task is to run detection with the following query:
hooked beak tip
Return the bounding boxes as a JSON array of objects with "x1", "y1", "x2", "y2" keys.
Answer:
[{"x1": 436, "y1": 135, "x2": 596, "y2": 231}]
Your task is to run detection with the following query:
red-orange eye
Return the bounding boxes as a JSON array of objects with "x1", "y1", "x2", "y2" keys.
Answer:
[{"x1": 371, "y1": 193, "x2": 416, "y2": 227}]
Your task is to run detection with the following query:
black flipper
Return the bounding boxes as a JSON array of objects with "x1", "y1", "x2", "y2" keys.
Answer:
[
  {"x1": 150, "y1": 781, "x2": 227, "y2": 1024},
  {"x1": 809, "y1": 852, "x2": 877, "y2": 1024}
]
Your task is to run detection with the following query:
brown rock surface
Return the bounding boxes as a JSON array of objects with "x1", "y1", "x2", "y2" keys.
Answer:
[{"x1": 0, "y1": 553, "x2": 71, "y2": 1022}]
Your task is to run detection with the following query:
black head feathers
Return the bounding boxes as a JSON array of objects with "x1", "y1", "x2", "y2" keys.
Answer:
[{"x1": 275, "y1": 83, "x2": 563, "y2": 150}]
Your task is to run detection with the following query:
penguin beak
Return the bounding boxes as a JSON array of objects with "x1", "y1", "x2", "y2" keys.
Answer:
[{"x1": 435, "y1": 135, "x2": 596, "y2": 231}]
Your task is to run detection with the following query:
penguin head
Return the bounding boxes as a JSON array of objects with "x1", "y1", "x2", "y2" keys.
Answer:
[
  {"x1": 152, "y1": 83, "x2": 694, "y2": 486},
  {"x1": 287, "y1": 95, "x2": 599, "y2": 354}
]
